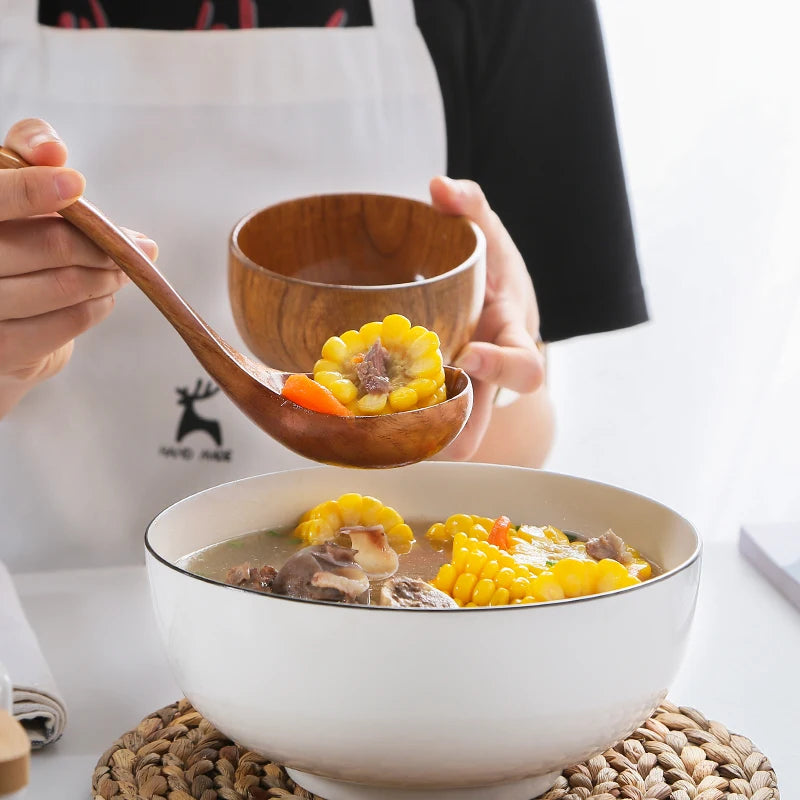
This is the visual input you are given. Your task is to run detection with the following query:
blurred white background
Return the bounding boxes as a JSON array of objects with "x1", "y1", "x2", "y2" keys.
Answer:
[{"x1": 546, "y1": 1, "x2": 800, "y2": 541}]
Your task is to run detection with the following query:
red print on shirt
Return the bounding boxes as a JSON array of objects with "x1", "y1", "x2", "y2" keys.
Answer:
[
  {"x1": 57, "y1": 0, "x2": 107, "y2": 28},
  {"x1": 55, "y1": 4, "x2": 349, "y2": 31},
  {"x1": 193, "y1": 1, "x2": 259, "y2": 30}
]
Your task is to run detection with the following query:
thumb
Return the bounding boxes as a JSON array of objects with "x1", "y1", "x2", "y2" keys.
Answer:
[
  {"x1": 454, "y1": 340, "x2": 544, "y2": 394},
  {"x1": 4, "y1": 118, "x2": 69, "y2": 167},
  {"x1": 429, "y1": 176, "x2": 504, "y2": 243}
]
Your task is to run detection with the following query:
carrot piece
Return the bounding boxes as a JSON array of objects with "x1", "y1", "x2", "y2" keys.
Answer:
[
  {"x1": 281, "y1": 374, "x2": 353, "y2": 417},
  {"x1": 488, "y1": 515, "x2": 512, "y2": 551}
]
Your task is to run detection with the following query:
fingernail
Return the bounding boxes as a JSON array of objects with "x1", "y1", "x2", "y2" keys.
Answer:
[
  {"x1": 28, "y1": 131, "x2": 61, "y2": 150},
  {"x1": 454, "y1": 350, "x2": 482, "y2": 375},
  {"x1": 440, "y1": 175, "x2": 463, "y2": 195},
  {"x1": 54, "y1": 170, "x2": 85, "y2": 201},
  {"x1": 136, "y1": 238, "x2": 158, "y2": 259}
]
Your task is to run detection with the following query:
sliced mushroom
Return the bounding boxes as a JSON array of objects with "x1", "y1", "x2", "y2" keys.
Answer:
[
  {"x1": 225, "y1": 562, "x2": 278, "y2": 593},
  {"x1": 377, "y1": 576, "x2": 457, "y2": 608},
  {"x1": 339, "y1": 525, "x2": 399, "y2": 580},
  {"x1": 585, "y1": 529, "x2": 633, "y2": 565},
  {"x1": 271, "y1": 543, "x2": 370, "y2": 604}
]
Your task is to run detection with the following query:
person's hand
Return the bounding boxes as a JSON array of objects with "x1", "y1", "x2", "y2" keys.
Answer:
[
  {"x1": 0, "y1": 119, "x2": 157, "y2": 415},
  {"x1": 429, "y1": 176, "x2": 546, "y2": 461}
]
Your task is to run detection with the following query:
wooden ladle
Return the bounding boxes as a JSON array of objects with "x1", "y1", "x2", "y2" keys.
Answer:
[{"x1": 0, "y1": 147, "x2": 472, "y2": 468}]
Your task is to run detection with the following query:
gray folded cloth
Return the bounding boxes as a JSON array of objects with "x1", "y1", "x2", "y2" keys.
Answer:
[{"x1": 0, "y1": 559, "x2": 67, "y2": 748}]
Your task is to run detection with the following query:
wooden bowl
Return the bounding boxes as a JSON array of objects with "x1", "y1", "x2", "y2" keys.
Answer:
[{"x1": 229, "y1": 193, "x2": 486, "y2": 372}]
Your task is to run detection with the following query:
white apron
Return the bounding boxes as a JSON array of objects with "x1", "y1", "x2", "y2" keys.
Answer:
[{"x1": 0, "y1": 0, "x2": 446, "y2": 571}]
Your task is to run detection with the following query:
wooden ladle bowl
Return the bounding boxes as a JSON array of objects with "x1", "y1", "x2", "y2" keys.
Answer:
[{"x1": 229, "y1": 193, "x2": 486, "y2": 372}]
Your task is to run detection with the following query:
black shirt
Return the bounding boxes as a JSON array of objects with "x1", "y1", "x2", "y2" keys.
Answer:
[{"x1": 38, "y1": 0, "x2": 648, "y2": 342}]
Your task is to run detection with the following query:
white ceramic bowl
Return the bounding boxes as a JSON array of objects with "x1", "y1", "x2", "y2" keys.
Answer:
[{"x1": 145, "y1": 463, "x2": 701, "y2": 800}]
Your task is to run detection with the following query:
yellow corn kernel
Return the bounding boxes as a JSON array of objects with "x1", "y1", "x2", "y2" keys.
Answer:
[
  {"x1": 499, "y1": 553, "x2": 518, "y2": 570},
  {"x1": 465, "y1": 602, "x2": 478, "y2": 607},
  {"x1": 521, "y1": 596, "x2": 537, "y2": 604},
  {"x1": 394, "y1": 539, "x2": 413, "y2": 556},
  {"x1": 596, "y1": 558, "x2": 630, "y2": 593},
  {"x1": 474, "y1": 516, "x2": 495, "y2": 531},
  {"x1": 378, "y1": 506, "x2": 403, "y2": 532},
  {"x1": 510, "y1": 576, "x2": 532, "y2": 601},
  {"x1": 629, "y1": 559, "x2": 652, "y2": 580},
  {"x1": 340, "y1": 329, "x2": 366, "y2": 356},
  {"x1": 446, "y1": 514, "x2": 473, "y2": 538},
  {"x1": 406, "y1": 377, "x2": 437, "y2": 399},
  {"x1": 494, "y1": 567, "x2": 516, "y2": 590},
  {"x1": 433, "y1": 563, "x2": 458, "y2": 594},
  {"x1": 389, "y1": 387, "x2": 418, "y2": 412},
  {"x1": 313, "y1": 358, "x2": 341, "y2": 374},
  {"x1": 465, "y1": 550, "x2": 488, "y2": 576},
  {"x1": 475, "y1": 541, "x2": 493, "y2": 556},
  {"x1": 321, "y1": 336, "x2": 348, "y2": 363},
  {"x1": 387, "y1": 523, "x2": 414, "y2": 546},
  {"x1": 336, "y1": 493, "x2": 363, "y2": 526},
  {"x1": 380, "y1": 314, "x2": 412, "y2": 347},
  {"x1": 406, "y1": 325, "x2": 430, "y2": 344},
  {"x1": 407, "y1": 330, "x2": 440, "y2": 359},
  {"x1": 293, "y1": 519, "x2": 326, "y2": 545},
  {"x1": 314, "y1": 500, "x2": 342, "y2": 530},
  {"x1": 314, "y1": 370, "x2": 342, "y2": 390},
  {"x1": 357, "y1": 392, "x2": 388, "y2": 415},
  {"x1": 472, "y1": 578, "x2": 497, "y2": 606},
  {"x1": 469, "y1": 523, "x2": 490, "y2": 541},
  {"x1": 595, "y1": 562, "x2": 640, "y2": 592},
  {"x1": 409, "y1": 355, "x2": 443, "y2": 381},
  {"x1": 452, "y1": 530, "x2": 469, "y2": 550},
  {"x1": 479, "y1": 560, "x2": 500, "y2": 581},
  {"x1": 489, "y1": 587, "x2": 511, "y2": 606},
  {"x1": 330, "y1": 379, "x2": 358, "y2": 405},
  {"x1": 529, "y1": 572, "x2": 565, "y2": 602},
  {"x1": 426, "y1": 522, "x2": 447, "y2": 543},
  {"x1": 452, "y1": 573, "x2": 478, "y2": 603},
  {"x1": 359, "y1": 321, "x2": 383, "y2": 347},
  {"x1": 358, "y1": 495, "x2": 382, "y2": 526},
  {"x1": 453, "y1": 546, "x2": 470, "y2": 572},
  {"x1": 552, "y1": 558, "x2": 597, "y2": 598}
]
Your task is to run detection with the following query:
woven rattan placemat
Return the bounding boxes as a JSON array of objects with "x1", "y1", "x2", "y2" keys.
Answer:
[{"x1": 91, "y1": 698, "x2": 779, "y2": 800}]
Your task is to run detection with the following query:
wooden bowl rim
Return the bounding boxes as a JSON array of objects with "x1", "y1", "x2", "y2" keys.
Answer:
[{"x1": 229, "y1": 192, "x2": 486, "y2": 291}]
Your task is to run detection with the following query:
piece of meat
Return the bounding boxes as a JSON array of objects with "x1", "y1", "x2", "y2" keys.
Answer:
[
  {"x1": 585, "y1": 530, "x2": 633, "y2": 565},
  {"x1": 377, "y1": 576, "x2": 458, "y2": 608},
  {"x1": 339, "y1": 524, "x2": 399, "y2": 580},
  {"x1": 271, "y1": 543, "x2": 370, "y2": 604},
  {"x1": 355, "y1": 339, "x2": 391, "y2": 395},
  {"x1": 224, "y1": 562, "x2": 278, "y2": 593}
]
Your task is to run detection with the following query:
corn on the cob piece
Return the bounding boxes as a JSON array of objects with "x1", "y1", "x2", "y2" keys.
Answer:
[
  {"x1": 430, "y1": 531, "x2": 642, "y2": 606},
  {"x1": 313, "y1": 315, "x2": 446, "y2": 415},
  {"x1": 293, "y1": 493, "x2": 414, "y2": 553}
]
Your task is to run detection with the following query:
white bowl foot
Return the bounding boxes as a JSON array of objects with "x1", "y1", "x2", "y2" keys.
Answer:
[{"x1": 286, "y1": 768, "x2": 561, "y2": 800}]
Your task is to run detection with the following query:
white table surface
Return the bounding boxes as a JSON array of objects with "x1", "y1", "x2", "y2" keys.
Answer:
[{"x1": 13, "y1": 541, "x2": 800, "y2": 799}]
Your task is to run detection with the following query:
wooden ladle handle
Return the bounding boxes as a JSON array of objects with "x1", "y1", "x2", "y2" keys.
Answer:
[{"x1": 0, "y1": 146, "x2": 259, "y2": 386}]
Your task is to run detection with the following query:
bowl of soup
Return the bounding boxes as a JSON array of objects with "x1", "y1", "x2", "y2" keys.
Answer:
[
  {"x1": 228, "y1": 193, "x2": 486, "y2": 372},
  {"x1": 145, "y1": 462, "x2": 701, "y2": 800}
]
